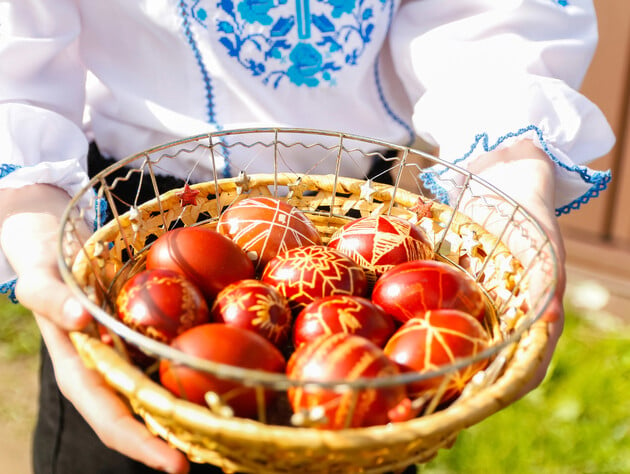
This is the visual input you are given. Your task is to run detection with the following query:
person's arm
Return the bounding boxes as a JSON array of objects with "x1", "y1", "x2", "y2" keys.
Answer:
[
  {"x1": 466, "y1": 140, "x2": 566, "y2": 392},
  {"x1": 0, "y1": 184, "x2": 191, "y2": 474},
  {"x1": 388, "y1": 0, "x2": 612, "y2": 390},
  {"x1": 1, "y1": 3, "x2": 192, "y2": 470},
  {"x1": 389, "y1": 0, "x2": 614, "y2": 215}
]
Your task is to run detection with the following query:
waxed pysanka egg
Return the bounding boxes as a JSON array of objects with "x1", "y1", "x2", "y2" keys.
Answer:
[
  {"x1": 211, "y1": 279, "x2": 292, "y2": 348},
  {"x1": 287, "y1": 333, "x2": 413, "y2": 429},
  {"x1": 116, "y1": 268, "x2": 210, "y2": 343},
  {"x1": 328, "y1": 215, "x2": 433, "y2": 284},
  {"x1": 384, "y1": 309, "x2": 490, "y2": 405},
  {"x1": 371, "y1": 259, "x2": 486, "y2": 323},
  {"x1": 217, "y1": 196, "x2": 322, "y2": 271},
  {"x1": 261, "y1": 245, "x2": 368, "y2": 314},
  {"x1": 292, "y1": 295, "x2": 395, "y2": 349}
]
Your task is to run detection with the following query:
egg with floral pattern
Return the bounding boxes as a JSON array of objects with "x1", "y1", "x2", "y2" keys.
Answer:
[{"x1": 262, "y1": 246, "x2": 367, "y2": 314}]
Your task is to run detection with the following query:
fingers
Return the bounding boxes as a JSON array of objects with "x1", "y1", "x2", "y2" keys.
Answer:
[
  {"x1": 36, "y1": 314, "x2": 191, "y2": 474},
  {"x1": 14, "y1": 268, "x2": 92, "y2": 330},
  {"x1": 519, "y1": 297, "x2": 565, "y2": 397},
  {"x1": 1, "y1": 185, "x2": 93, "y2": 330}
]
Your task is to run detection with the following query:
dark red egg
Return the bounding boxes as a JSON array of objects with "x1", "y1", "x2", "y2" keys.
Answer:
[
  {"x1": 159, "y1": 323, "x2": 286, "y2": 418},
  {"x1": 287, "y1": 333, "x2": 412, "y2": 429},
  {"x1": 115, "y1": 268, "x2": 210, "y2": 367},
  {"x1": 261, "y1": 245, "x2": 367, "y2": 314},
  {"x1": 145, "y1": 226, "x2": 255, "y2": 302},
  {"x1": 293, "y1": 295, "x2": 396, "y2": 348},
  {"x1": 116, "y1": 268, "x2": 210, "y2": 343},
  {"x1": 217, "y1": 197, "x2": 322, "y2": 271},
  {"x1": 211, "y1": 279, "x2": 292, "y2": 347},
  {"x1": 384, "y1": 309, "x2": 490, "y2": 405},
  {"x1": 371, "y1": 259, "x2": 486, "y2": 323},
  {"x1": 328, "y1": 215, "x2": 433, "y2": 284}
]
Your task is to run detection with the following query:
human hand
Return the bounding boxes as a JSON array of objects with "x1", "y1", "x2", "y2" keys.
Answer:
[
  {"x1": 0, "y1": 184, "x2": 191, "y2": 474},
  {"x1": 463, "y1": 140, "x2": 566, "y2": 395}
]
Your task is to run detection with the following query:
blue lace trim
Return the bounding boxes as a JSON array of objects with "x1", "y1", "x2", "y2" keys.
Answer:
[
  {"x1": 0, "y1": 279, "x2": 18, "y2": 304},
  {"x1": 419, "y1": 125, "x2": 611, "y2": 217}
]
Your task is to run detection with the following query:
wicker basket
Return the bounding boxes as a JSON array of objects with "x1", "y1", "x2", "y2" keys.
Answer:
[{"x1": 59, "y1": 128, "x2": 557, "y2": 473}]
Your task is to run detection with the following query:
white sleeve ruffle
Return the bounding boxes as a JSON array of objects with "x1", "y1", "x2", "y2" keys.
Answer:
[
  {"x1": 0, "y1": 106, "x2": 93, "y2": 295},
  {"x1": 0, "y1": 1, "x2": 94, "y2": 293},
  {"x1": 389, "y1": 0, "x2": 615, "y2": 214}
]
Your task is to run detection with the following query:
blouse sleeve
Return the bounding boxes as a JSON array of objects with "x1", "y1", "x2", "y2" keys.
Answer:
[
  {"x1": 0, "y1": 1, "x2": 92, "y2": 293},
  {"x1": 388, "y1": 0, "x2": 615, "y2": 215}
]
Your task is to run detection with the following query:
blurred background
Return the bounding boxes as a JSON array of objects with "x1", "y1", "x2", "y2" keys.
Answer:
[{"x1": 2, "y1": 1, "x2": 630, "y2": 472}]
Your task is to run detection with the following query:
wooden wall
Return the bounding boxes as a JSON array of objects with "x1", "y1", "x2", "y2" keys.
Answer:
[{"x1": 561, "y1": 0, "x2": 630, "y2": 315}]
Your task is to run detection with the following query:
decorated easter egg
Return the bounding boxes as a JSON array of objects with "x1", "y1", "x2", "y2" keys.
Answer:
[
  {"x1": 217, "y1": 197, "x2": 322, "y2": 271},
  {"x1": 211, "y1": 279, "x2": 292, "y2": 348},
  {"x1": 371, "y1": 259, "x2": 486, "y2": 323},
  {"x1": 261, "y1": 245, "x2": 367, "y2": 314},
  {"x1": 384, "y1": 309, "x2": 490, "y2": 404},
  {"x1": 287, "y1": 333, "x2": 412, "y2": 429},
  {"x1": 328, "y1": 215, "x2": 432, "y2": 284},
  {"x1": 293, "y1": 295, "x2": 396, "y2": 348},
  {"x1": 116, "y1": 268, "x2": 210, "y2": 343}
]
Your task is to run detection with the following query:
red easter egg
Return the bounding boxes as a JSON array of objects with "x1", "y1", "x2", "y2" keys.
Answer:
[
  {"x1": 384, "y1": 309, "x2": 490, "y2": 404},
  {"x1": 287, "y1": 333, "x2": 411, "y2": 429},
  {"x1": 115, "y1": 268, "x2": 210, "y2": 367},
  {"x1": 293, "y1": 295, "x2": 396, "y2": 348},
  {"x1": 159, "y1": 323, "x2": 286, "y2": 418},
  {"x1": 146, "y1": 226, "x2": 255, "y2": 302},
  {"x1": 328, "y1": 215, "x2": 433, "y2": 284},
  {"x1": 211, "y1": 279, "x2": 292, "y2": 347},
  {"x1": 261, "y1": 245, "x2": 367, "y2": 314},
  {"x1": 371, "y1": 259, "x2": 486, "y2": 323},
  {"x1": 217, "y1": 197, "x2": 322, "y2": 271},
  {"x1": 116, "y1": 268, "x2": 210, "y2": 343}
]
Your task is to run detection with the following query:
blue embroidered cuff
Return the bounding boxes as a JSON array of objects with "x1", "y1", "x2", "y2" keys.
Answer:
[
  {"x1": 1, "y1": 164, "x2": 22, "y2": 179},
  {"x1": 0, "y1": 279, "x2": 18, "y2": 304}
]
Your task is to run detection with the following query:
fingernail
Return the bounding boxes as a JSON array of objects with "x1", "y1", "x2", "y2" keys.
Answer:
[{"x1": 63, "y1": 297, "x2": 89, "y2": 327}]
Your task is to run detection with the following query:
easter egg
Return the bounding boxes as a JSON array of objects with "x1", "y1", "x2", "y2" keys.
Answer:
[{"x1": 217, "y1": 197, "x2": 321, "y2": 271}]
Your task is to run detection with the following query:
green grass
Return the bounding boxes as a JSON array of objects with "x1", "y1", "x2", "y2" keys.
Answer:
[
  {"x1": 0, "y1": 295, "x2": 40, "y2": 360},
  {"x1": 1, "y1": 295, "x2": 629, "y2": 473}
]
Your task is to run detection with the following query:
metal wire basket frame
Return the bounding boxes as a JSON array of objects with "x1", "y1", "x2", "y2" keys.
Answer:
[{"x1": 57, "y1": 127, "x2": 558, "y2": 472}]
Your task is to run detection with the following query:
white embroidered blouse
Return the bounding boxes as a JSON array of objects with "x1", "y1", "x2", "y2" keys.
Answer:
[{"x1": 0, "y1": 0, "x2": 616, "y2": 292}]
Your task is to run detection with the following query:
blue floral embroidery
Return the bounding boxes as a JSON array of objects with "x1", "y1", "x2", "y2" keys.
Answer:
[
  {"x1": 419, "y1": 125, "x2": 611, "y2": 216},
  {"x1": 238, "y1": 0, "x2": 277, "y2": 25},
  {"x1": 187, "y1": 0, "x2": 388, "y2": 88},
  {"x1": 554, "y1": 0, "x2": 568, "y2": 6}
]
